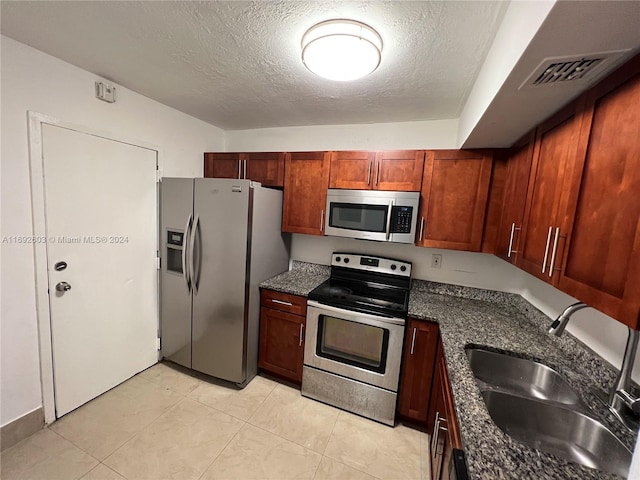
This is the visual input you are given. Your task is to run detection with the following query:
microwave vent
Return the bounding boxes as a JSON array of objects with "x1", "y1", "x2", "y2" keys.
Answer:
[{"x1": 519, "y1": 50, "x2": 631, "y2": 89}]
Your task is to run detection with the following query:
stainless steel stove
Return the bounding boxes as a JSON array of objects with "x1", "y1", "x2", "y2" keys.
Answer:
[{"x1": 301, "y1": 253, "x2": 411, "y2": 426}]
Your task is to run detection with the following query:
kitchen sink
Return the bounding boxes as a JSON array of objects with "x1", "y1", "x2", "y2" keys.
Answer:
[
  {"x1": 466, "y1": 348, "x2": 581, "y2": 406},
  {"x1": 481, "y1": 390, "x2": 632, "y2": 477},
  {"x1": 466, "y1": 347, "x2": 632, "y2": 477}
]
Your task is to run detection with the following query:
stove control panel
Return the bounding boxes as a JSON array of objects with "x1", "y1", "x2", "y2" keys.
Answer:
[{"x1": 331, "y1": 253, "x2": 412, "y2": 277}]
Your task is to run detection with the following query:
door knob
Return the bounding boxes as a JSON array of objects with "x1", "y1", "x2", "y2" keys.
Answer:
[{"x1": 56, "y1": 282, "x2": 71, "y2": 292}]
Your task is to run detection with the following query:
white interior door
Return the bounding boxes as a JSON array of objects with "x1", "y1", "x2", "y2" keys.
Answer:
[{"x1": 42, "y1": 124, "x2": 158, "y2": 417}]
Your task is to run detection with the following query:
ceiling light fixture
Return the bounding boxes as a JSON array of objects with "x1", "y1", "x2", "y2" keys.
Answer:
[{"x1": 301, "y1": 19, "x2": 383, "y2": 82}]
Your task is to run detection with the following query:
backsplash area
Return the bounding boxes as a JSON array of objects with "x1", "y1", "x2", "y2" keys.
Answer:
[{"x1": 289, "y1": 233, "x2": 640, "y2": 385}]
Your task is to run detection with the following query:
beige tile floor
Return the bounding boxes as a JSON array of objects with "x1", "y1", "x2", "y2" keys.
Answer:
[{"x1": 1, "y1": 363, "x2": 431, "y2": 480}]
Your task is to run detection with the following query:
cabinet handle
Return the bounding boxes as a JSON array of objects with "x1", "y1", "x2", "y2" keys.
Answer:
[
  {"x1": 419, "y1": 217, "x2": 425, "y2": 242},
  {"x1": 271, "y1": 299, "x2": 293, "y2": 306},
  {"x1": 367, "y1": 161, "x2": 372, "y2": 185},
  {"x1": 238, "y1": 160, "x2": 242, "y2": 179},
  {"x1": 299, "y1": 324, "x2": 304, "y2": 347},
  {"x1": 320, "y1": 209, "x2": 325, "y2": 232},
  {"x1": 541, "y1": 226, "x2": 553, "y2": 274},
  {"x1": 243, "y1": 159, "x2": 247, "y2": 179},
  {"x1": 430, "y1": 412, "x2": 441, "y2": 454},
  {"x1": 375, "y1": 161, "x2": 380, "y2": 185},
  {"x1": 548, "y1": 227, "x2": 560, "y2": 278},
  {"x1": 410, "y1": 327, "x2": 417, "y2": 355},
  {"x1": 507, "y1": 223, "x2": 521, "y2": 258}
]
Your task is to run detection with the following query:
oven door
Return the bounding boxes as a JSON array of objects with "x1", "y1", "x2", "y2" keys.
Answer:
[{"x1": 305, "y1": 300, "x2": 405, "y2": 392}]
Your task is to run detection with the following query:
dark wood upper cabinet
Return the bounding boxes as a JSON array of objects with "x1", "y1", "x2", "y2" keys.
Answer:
[
  {"x1": 282, "y1": 151, "x2": 331, "y2": 235},
  {"x1": 416, "y1": 150, "x2": 493, "y2": 251},
  {"x1": 495, "y1": 135, "x2": 535, "y2": 262},
  {"x1": 204, "y1": 152, "x2": 285, "y2": 187},
  {"x1": 328, "y1": 150, "x2": 424, "y2": 191},
  {"x1": 375, "y1": 150, "x2": 425, "y2": 191},
  {"x1": 204, "y1": 152, "x2": 241, "y2": 179},
  {"x1": 557, "y1": 59, "x2": 640, "y2": 329},
  {"x1": 328, "y1": 150, "x2": 376, "y2": 189},
  {"x1": 244, "y1": 152, "x2": 285, "y2": 187},
  {"x1": 516, "y1": 102, "x2": 584, "y2": 284}
]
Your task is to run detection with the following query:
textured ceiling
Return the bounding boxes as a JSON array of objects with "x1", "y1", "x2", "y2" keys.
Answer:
[{"x1": 0, "y1": 1, "x2": 508, "y2": 130}]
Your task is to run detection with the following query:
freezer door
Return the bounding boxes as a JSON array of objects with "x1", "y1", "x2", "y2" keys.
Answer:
[
  {"x1": 191, "y1": 179, "x2": 251, "y2": 383},
  {"x1": 160, "y1": 178, "x2": 194, "y2": 368}
]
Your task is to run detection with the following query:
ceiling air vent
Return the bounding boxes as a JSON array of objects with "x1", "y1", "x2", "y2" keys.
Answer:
[{"x1": 520, "y1": 50, "x2": 631, "y2": 89}]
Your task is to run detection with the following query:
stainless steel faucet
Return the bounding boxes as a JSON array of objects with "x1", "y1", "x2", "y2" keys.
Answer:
[
  {"x1": 548, "y1": 302, "x2": 589, "y2": 336},
  {"x1": 548, "y1": 302, "x2": 640, "y2": 431}
]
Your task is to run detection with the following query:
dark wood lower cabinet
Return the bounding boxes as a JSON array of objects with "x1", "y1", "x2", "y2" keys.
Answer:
[
  {"x1": 258, "y1": 289, "x2": 307, "y2": 384},
  {"x1": 428, "y1": 340, "x2": 462, "y2": 480},
  {"x1": 397, "y1": 322, "x2": 462, "y2": 480},
  {"x1": 398, "y1": 319, "x2": 439, "y2": 426}
]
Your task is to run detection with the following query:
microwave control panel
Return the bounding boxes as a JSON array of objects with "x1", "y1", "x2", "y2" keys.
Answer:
[{"x1": 390, "y1": 206, "x2": 413, "y2": 233}]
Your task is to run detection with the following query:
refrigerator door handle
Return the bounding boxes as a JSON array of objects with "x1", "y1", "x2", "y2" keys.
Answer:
[
  {"x1": 195, "y1": 215, "x2": 203, "y2": 292},
  {"x1": 190, "y1": 214, "x2": 200, "y2": 294},
  {"x1": 182, "y1": 213, "x2": 193, "y2": 292}
]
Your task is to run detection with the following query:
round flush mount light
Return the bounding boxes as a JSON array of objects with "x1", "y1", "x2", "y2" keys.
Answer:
[{"x1": 301, "y1": 19, "x2": 383, "y2": 82}]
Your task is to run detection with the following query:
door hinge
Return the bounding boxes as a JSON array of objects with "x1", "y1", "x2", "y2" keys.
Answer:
[
  {"x1": 156, "y1": 252, "x2": 161, "y2": 270},
  {"x1": 156, "y1": 337, "x2": 161, "y2": 351},
  {"x1": 156, "y1": 169, "x2": 162, "y2": 183}
]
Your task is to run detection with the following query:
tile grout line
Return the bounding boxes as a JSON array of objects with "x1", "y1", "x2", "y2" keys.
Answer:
[
  {"x1": 195, "y1": 420, "x2": 248, "y2": 480},
  {"x1": 47, "y1": 426, "x2": 103, "y2": 464},
  {"x1": 101, "y1": 397, "x2": 189, "y2": 474},
  {"x1": 53, "y1": 379, "x2": 185, "y2": 465}
]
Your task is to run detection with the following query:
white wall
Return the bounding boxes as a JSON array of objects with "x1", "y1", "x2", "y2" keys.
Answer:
[
  {"x1": 290, "y1": 234, "x2": 522, "y2": 294},
  {"x1": 290, "y1": 234, "x2": 640, "y2": 383},
  {"x1": 225, "y1": 119, "x2": 459, "y2": 152},
  {"x1": 0, "y1": 36, "x2": 225, "y2": 427}
]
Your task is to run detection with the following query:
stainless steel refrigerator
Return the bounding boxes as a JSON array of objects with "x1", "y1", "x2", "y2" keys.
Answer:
[{"x1": 160, "y1": 178, "x2": 289, "y2": 386}]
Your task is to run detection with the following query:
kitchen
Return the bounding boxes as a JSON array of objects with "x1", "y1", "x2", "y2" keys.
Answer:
[{"x1": 2, "y1": 1, "x2": 640, "y2": 479}]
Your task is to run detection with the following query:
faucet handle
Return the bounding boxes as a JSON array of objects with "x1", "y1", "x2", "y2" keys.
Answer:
[{"x1": 615, "y1": 389, "x2": 640, "y2": 414}]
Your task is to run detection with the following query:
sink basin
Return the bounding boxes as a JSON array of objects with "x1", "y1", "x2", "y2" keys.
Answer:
[
  {"x1": 482, "y1": 390, "x2": 631, "y2": 477},
  {"x1": 466, "y1": 348, "x2": 581, "y2": 406}
]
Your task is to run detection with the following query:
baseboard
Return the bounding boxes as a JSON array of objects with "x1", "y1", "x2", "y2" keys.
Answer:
[{"x1": 1, "y1": 407, "x2": 44, "y2": 451}]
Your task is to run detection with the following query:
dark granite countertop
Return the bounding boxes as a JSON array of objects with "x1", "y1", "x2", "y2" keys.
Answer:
[
  {"x1": 259, "y1": 261, "x2": 329, "y2": 296},
  {"x1": 260, "y1": 266, "x2": 636, "y2": 479},
  {"x1": 409, "y1": 280, "x2": 636, "y2": 480}
]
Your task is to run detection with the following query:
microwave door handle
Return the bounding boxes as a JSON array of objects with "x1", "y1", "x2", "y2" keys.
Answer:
[{"x1": 385, "y1": 200, "x2": 393, "y2": 240}]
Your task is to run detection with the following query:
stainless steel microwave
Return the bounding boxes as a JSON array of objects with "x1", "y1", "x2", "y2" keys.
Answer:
[{"x1": 325, "y1": 189, "x2": 420, "y2": 244}]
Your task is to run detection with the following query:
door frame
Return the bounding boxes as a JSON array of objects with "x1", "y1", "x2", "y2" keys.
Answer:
[{"x1": 27, "y1": 111, "x2": 163, "y2": 423}]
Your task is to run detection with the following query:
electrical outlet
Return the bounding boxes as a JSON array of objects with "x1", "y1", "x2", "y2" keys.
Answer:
[{"x1": 431, "y1": 254, "x2": 442, "y2": 269}]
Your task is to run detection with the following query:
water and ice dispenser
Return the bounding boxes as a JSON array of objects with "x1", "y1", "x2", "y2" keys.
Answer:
[{"x1": 166, "y1": 230, "x2": 184, "y2": 274}]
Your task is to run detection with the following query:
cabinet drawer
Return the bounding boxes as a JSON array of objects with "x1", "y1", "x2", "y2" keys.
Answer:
[{"x1": 260, "y1": 289, "x2": 307, "y2": 316}]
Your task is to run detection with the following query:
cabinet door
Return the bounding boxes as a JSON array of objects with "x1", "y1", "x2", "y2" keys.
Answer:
[
  {"x1": 428, "y1": 344, "x2": 462, "y2": 480},
  {"x1": 375, "y1": 150, "x2": 425, "y2": 191},
  {"x1": 245, "y1": 152, "x2": 285, "y2": 187},
  {"x1": 258, "y1": 307, "x2": 305, "y2": 383},
  {"x1": 282, "y1": 151, "x2": 331, "y2": 235},
  {"x1": 204, "y1": 152, "x2": 241, "y2": 179},
  {"x1": 329, "y1": 151, "x2": 376, "y2": 190},
  {"x1": 495, "y1": 137, "x2": 535, "y2": 262},
  {"x1": 417, "y1": 150, "x2": 492, "y2": 251},
  {"x1": 517, "y1": 105, "x2": 582, "y2": 283},
  {"x1": 558, "y1": 64, "x2": 640, "y2": 329},
  {"x1": 398, "y1": 319, "x2": 439, "y2": 424}
]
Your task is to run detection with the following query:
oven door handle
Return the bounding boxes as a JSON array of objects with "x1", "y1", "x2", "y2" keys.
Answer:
[{"x1": 307, "y1": 300, "x2": 406, "y2": 326}]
